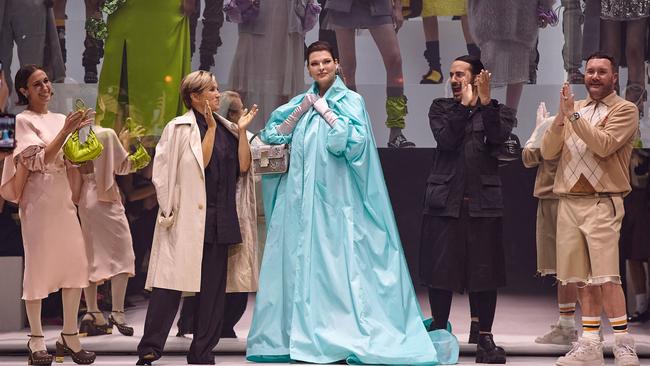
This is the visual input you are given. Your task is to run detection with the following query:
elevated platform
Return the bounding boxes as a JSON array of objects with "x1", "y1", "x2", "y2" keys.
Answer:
[{"x1": 0, "y1": 294, "x2": 648, "y2": 358}]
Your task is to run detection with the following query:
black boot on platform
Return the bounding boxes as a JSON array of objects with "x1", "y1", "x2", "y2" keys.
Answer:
[{"x1": 476, "y1": 333, "x2": 506, "y2": 364}]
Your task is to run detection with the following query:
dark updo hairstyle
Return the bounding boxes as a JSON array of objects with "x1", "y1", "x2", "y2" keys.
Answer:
[
  {"x1": 15, "y1": 64, "x2": 46, "y2": 106},
  {"x1": 454, "y1": 55, "x2": 485, "y2": 77},
  {"x1": 306, "y1": 41, "x2": 336, "y2": 63}
]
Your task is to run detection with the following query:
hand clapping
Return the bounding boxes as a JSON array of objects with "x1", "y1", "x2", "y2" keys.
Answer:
[
  {"x1": 536, "y1": 102, "x2": 550, "y2": 128},
  {"x1": 204, "y1": 100, "x2": 217, "y2": 129},
  {"x1": 475, "y1": 69, "x2": 492, "y2": 105},
  {"x1": 559, "y1": 82, "x2": 575, "y2": 117},
  {"x1": 63, "y1": 109, "x2": 94, "y2": 135},
  {"x1": 459, "y1": 78, "x2": 473, "y2": 106},
  {"x1": 237, "y1": 104, "x2": 259, "y2": 132}
]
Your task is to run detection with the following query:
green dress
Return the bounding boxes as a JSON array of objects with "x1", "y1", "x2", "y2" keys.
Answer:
[{"x1": 95, "y1": 0, "x2": 191, "y2": 137}]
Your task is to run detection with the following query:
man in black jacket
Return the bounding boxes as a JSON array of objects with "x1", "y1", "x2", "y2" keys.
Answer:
[{"x1": 419, "y1": 55, "x2": 516, "y2": 364}]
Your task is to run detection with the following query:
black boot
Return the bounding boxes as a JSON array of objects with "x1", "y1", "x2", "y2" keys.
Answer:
[
  {"x1": 57, "y1": 26, "x2": 67, "y2": 64},
  {"x1": 468, "y1": 320, "x2": 479, "y2": 344},
  {"x1": 476, "y1": 333, "x2": 506, "y2": 364}
]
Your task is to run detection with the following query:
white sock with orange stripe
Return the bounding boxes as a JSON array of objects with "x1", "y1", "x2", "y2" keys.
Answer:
[
  {"x1": 558, "y1": 303, "x2": 576, "y2": 328},
  {"x1": 609, "y1": 315, "x2": 628, "y2": 337},
  {"x1": 582, "y1": 316, "x2": 601, "y2": 342}
]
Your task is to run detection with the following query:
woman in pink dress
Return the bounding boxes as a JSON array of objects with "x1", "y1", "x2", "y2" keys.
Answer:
[
  {"x1": 72, "y1": 123, "x2": 150, "y2": 338},
  {"x1": 0, "y1": 65, "x2": 96, "y2": 365}
]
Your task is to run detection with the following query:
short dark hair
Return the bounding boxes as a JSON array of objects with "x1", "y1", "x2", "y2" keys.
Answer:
[
  {"x1": 15, "y1": 64, "x2": 45, "y2": 106},
  {"x1": 586, "y1": 51, "x2": 617, "y2": 72},
  {"x1": 306, "y1": 41, "x2": 336, "y2": 62},
  {"x1": 454, "y1": 55, "x2": 485, "y2": 76}
]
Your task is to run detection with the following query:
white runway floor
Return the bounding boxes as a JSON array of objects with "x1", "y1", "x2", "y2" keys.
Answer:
[
  {"x1": 0, "y1": 354, "x2": 575, "y2": 365},
  {"x1": 0, "y1": 292, "x2": 648, "y2": 365}
]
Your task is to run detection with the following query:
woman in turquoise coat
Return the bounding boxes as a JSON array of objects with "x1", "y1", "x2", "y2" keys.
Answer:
[{"x1": 246, "y1": 41, "x2": 457, "y2": 365}]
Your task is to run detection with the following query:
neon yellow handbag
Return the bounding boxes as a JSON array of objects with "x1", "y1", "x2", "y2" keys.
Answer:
[
  {"x1": 63, "y1": 98, "x2": 104, "y2": 163},
  {"x1": 128, "y1": 143, "x2": 151, "y2": 171},
  {"x1": 63, "y1": 129, "x2": 104, "y2": 163}
]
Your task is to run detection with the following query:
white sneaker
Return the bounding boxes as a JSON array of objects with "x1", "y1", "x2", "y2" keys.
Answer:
[
  {"x1": 535, "y1": 324, "x2": 578, "y2": 345},
  {"x1": 613, "y1": 334, "x2": 640, "y2": 366},
  {"x1": 555, "y1": 337, "x2": 604, "y2": 366}
]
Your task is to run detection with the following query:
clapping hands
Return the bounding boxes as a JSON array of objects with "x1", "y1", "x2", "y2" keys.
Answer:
[
  {"x1": 536, "y1": 102, "x2": 550, "y2": 128},
  {"x1": 559, "y1": 82, "x2": 576, "y2": 117},
  {"x1": 237, "y1": 104, "x2": 259, "y2": 132},
  {"x1": 63, "y1": 108, "x2": 94, "y2": 135},
  {"x1": 475, "y1": 69, "x2": 491, "y2": 105},
  {"x1": 119, "y1": 124, "x2": 146, "y2": 150}
]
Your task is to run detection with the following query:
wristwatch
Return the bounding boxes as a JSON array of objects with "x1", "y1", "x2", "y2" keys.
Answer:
[{"x1": 568, "y1": 112, "x2": 581, "y2": 123}]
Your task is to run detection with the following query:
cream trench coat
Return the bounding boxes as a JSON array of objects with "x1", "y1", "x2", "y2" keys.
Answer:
[{"x1": 145, "y1": 110, "x2": 259, "y2": 293}]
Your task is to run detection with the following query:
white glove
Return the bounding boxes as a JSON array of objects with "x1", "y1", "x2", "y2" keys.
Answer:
[
  {"x1": 313, "y1": 98, "x2": 339, "y2": 128},
  {"x1": 536, "y1": 102, "x2": 549, "y2": 128},
  {"x1": 526, "y1": 102, "x2": 553, "y2": 148}
]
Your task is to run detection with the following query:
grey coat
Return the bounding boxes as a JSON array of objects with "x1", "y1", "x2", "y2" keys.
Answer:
[
  {"x1": 467, "y1": 0, "x2": 555, "y2": 85},
  {"x1": 468, "y1": 0, "x2": 554, "y2": 49},
  {"x1": 325, "y1": 0, "x2": 393, "y2": 16},
  {"x1": 239, "y1": 0, "x2": 311, "y2": 35}
]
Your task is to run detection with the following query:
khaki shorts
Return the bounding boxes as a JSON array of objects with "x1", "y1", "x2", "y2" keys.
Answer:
[
  {"x1": 556, "y1": 196, "x2": 624, "y2": 285},
  {"x1": 536, "y1": 199, "x2": 559, "y2": 275}
]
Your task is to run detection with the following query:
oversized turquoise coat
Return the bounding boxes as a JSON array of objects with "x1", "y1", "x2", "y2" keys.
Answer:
[{"x1": 246, "y1": 77, "x2": 455, "y2": 364}]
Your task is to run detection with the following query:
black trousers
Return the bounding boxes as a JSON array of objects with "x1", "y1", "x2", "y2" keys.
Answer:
[
  {"x1": 137, "y1": 243, "x2": 228, "y2": 364},
  {"x1": 82, "y1": 35, "x2": 104, "y2": 70},
  {"x1": 419, "y1": 202, "x2": 506, "y2": 292},
  {"x1": 178, "y1": 292, "x2": 249, "y2": 337},
  {"x1": 428, "y1": 288, "x2": 498, "y2": 333},
  {"x1": 317, "y1": 0, "x2": 339, "y2": 60},
  {"x1": 189, "y1": 0, "x2": 225, "y2": 68}
]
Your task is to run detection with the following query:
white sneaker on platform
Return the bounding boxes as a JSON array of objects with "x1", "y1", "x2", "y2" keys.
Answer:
[
  {"x1": 535, "y1": 324, "x2": 578, "y2": 345},
  {"x1": 555, "y1": 337, "x2": 604, "y2": 366},
  {"x1": 613, "y1": 334, "x2": 640, "y2": 366}
]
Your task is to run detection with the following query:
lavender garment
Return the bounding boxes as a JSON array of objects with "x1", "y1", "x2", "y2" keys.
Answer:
[{"x1": 601, "y1": 0, "x2": 650, "y2": 19}]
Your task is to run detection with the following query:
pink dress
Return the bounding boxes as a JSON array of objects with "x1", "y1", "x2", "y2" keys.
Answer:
[
  {"x1": 0, "y1": 110, "x2": 89, "y2": 300},
  {"x1": 76, "y1": 126, "x2": 135, "y2": 283}
]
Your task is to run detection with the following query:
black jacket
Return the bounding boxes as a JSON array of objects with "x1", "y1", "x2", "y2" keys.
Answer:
[{"x1": 423, "y1": 98, "x2": 516, "y2": 218}]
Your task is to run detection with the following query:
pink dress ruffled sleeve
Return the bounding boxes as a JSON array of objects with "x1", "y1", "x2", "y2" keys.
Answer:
[{"x1": 0, "y1": 110, "x2": 89, "y2": 300}]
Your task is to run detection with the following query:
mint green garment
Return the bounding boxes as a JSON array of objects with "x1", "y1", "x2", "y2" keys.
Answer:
[
  {"x1": 247, "y1": 77, "x2": 456, "y2": 364},
  {"x1": 95, "y1": 0, "x2": 191, "y2": 136}
]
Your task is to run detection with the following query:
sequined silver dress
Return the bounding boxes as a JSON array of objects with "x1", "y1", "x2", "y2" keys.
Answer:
[{"x1": 602, "y1": 0, "x2": 650, "y2": 20}]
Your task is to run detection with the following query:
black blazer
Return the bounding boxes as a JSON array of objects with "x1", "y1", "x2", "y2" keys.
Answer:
[{"x1": 423, "y1": 98, "x2": 516, "y2": 218}]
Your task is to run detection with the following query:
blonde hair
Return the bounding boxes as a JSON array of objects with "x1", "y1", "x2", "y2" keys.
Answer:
[
  {"x1": 180, "y1": 70, "x2": 216, "y2": 109},
  {"x1": 219, "y1": 91, "x2": 242, "y2": 121}
]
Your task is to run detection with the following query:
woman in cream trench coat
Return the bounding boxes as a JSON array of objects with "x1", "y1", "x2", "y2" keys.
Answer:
[
  {"x1": 146, "y1": 105, "x2": 260, "y2": 294},
  {"x1": 137, "y1": 70, "x2": 258, "y2": 365},
  {"x1": 146, "y1": 111, "x2": 206, "y2": 293}
]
